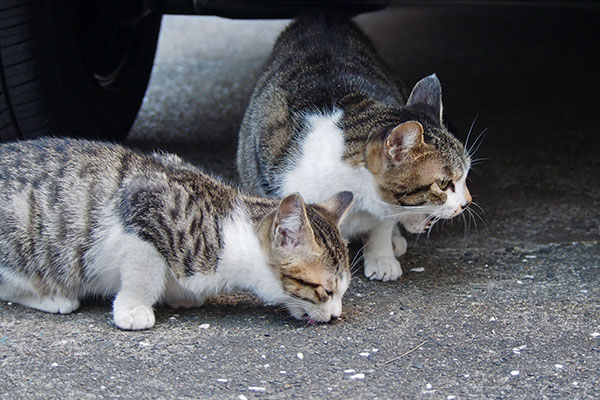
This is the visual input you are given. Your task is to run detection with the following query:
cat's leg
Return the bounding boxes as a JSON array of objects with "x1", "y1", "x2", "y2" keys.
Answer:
[
  {"x1": 363, "y1": 219, "x2": 403, "y2": 281},
  {"x1": 12, "y1": 294, "x2": 80, "y2": 314},
  {"x1": 162, "y1": 272, "x2": 205, "y2": 310},
  {"x1": 391, "y1": 224, "x2": 408, "y2": 258},
  {"x1": 112, "y1": 237, "x2": 168, "y2": 330},
  {"x1": 0, "y1": 275, "x2": 80, "y2": 314}
]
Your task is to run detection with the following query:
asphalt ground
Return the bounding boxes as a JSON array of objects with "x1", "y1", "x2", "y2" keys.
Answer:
[{"x1": 1, "y1": 5, "x2": 599, "y2": 399}]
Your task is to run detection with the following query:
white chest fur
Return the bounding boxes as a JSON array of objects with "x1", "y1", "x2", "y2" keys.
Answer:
[{"x1": 281, "y1": 111, "x2": 387, "y2": 222}]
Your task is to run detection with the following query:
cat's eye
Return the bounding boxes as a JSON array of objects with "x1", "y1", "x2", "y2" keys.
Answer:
[{"x1": 436, "y1": 179, "x2": 451, "y2": 190}]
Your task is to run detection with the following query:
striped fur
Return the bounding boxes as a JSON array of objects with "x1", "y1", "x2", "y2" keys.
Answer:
[
  {"x1": 0, "y1": 138, "x2": 353, "y2": 329},
  {"x1": 237, "y1": 15, "x2": 472, "y2": 281}
]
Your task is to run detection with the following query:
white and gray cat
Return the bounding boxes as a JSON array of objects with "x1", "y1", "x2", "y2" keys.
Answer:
[
  {"x1": 0, "y1": 138, "x2": 354, "y2": 329},
  {"x1": 238, "y1": 15, "x2": 472, "y2": 281}
]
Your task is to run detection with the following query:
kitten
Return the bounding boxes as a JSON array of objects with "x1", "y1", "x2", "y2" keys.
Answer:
[
  {"x1": 0, "y1": 138, "x2": 354, "y2": 330},
  {"x1": 237, "y1": 15, "x2": 472, "y2": 281}
]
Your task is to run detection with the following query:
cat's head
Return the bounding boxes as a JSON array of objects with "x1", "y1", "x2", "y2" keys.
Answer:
[
  {"x1": 261, "y1": 192, "x2": 354, "y2": 324},
  {"x1": 365, "y1": 74, "x2": 472, "y2": 224}
]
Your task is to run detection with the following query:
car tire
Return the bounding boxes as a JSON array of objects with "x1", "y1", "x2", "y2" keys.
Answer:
[{"x1": 0, "y1": 0, "x2": 162, "y2": 141}]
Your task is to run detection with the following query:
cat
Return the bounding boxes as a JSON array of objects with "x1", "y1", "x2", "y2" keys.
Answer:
[
  {"x1": 0, "y1": 138, "x2": 354, "y2": 330},
  {"x1": 237, "y1": 15, "x2": 472, "y2": 281}
]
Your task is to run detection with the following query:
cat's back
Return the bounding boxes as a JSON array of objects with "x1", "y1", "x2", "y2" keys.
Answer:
[
  {"x1": 254, "y1": 15, "x2": 393, "y2": 110},
  {"x1": 237, "y1": 15, "x2": 402, "y2": 196},
  {"x1": 0, "y1": 137, "x2": 129, "y2": 187}
]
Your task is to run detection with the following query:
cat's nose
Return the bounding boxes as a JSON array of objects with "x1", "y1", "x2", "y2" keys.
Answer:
[
  {"x1": 330, "y1": 301, "x2": 342, "y2": 320},
  {"x1": 461, "y1": 189, "x2": 472, "y2": 209}
]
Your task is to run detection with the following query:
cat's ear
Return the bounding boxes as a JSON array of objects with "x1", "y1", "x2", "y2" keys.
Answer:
[
  {"x1": 406, "y1": 74, "x2": 443, "y2": 125},
  {"x1": 384, "y1": 121, "x2": 425, "y2": 165},
  {"x1": 316, "y1": 191, "x2": 354, "y2": 227},
  {"x1": 272, "y1": 193, "x2": 315, "y2": 251}
]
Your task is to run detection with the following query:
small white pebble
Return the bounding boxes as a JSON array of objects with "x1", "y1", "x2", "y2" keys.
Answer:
[
  {"x1": 261, "y1": 354, "x2": 266, "y2": 359},
  {"x1": 580, "y1": 289, "x2": 588, "y2": 294},
  {"x1": 238, "y1": 395, "x2": 248, "y2": 400},
  {"x1": 263, "y1": 364, "x2": 270, "y2": 369},
  {"x1": 572, "y1": 381, "x2": 579, "y2": 386},
  {"x1": 512, "y1": 348, "x2": 521, "y2": 354},
  {"x1": 591, "y1": 332, "x2": 600, "y2": 338},
  {"x1": 389, "y1": 311, "x2": 395, "y2": 316},
  {"x1": 359, "y1": 352, "x2": 370, "y2": 357},
  {"x1": 425, "y1": 383, "x2": 432, "y2": 390},
  {"x1": 410, "y1": 267, "x2": 425, "y2": 273},
  {"x1": 344, "y1": 369, "x2": 356, "y2": 374},
  {"x1": 447, "y1": 396, "x2": 456, "y2": 400},
  {"x1": 554, "y1": 364, "x2": 564, "y2": 370},
  {"x1": 349, "y1": 373, "x2": 365, "y2": 380},
  {"x1": 198, "y1": 323, "x2": 210, "y2": 330},
  {"x1": 6, "y1": 302, "x2": 12, "y2": 306},
  {"x1": 372, "y1": 348, "x2": 379, "y2": 353},
  {"x1": 217, "y1": 379, "x2": 228, "y2": 383},
  {"x1": 516, "y1": 280, "x2": 524, "y2": 285},
  {"x1": 297, "y1": 352, "x2": 304, "y2": 360},
  {"x1": 489, "y1": 317, "x2": 496, "y2": 322},
  {"x1": 51, "y1": 362, "x2": 59, "y2": 368},
  {"x1": 248, "y1": 386, "x2": 266, "y2": 392},
  {"x1": 510, "y1": 370, "x2": 520, "y2": 376},
  {"x1": 523, "y1": 275, "x2": 535, "y2": 279},
  {"x1": 139, "y1": 341, "x2": 150, "y2": 347},
  {"x1": 525, "y1": 255, "x2": 537, "y2": 259},
  {"x1": 279, "y1": 371, "x2": 287, "y2": 375}
]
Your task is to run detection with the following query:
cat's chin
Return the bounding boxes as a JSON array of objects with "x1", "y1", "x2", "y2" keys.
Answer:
[
  {"x1": 285, "y1": 305, "x2": 331, "y2": 324},
  {"x1": 399, "y1": 213, "x2": 433, "y2": 234}
]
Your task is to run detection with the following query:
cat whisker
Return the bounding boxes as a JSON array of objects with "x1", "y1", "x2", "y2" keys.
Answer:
[
  {"x1": 372, "y1": 198, "x2": 436, "y2": 213},
  {"x1": 467, "y1": 209, "x2": 477, "y2": 240},
  {"x1": 461, "y1": 211, "x2": 472, "y2": 248},
  {"x1": 351, "y1": 257, "x2": 365, "y2": 277},
  {"x1": 468, "y1": 206, "x2": 486, "y2": 228},
  {"x1": 281, "y1": 295, "x2": 320, "y2": 314},
  {"x1": 350, "y1": 242, "x2": 368, "y2": 267},
  {"x1": 470, "y1": 157, "x2": 489, "y2": 166},
  {"x1": 464, "y1": 113, "x2": 479, "y2": 150},
  {"x1": 467, "y1": 128, "x2": 488, "y2": 159},
  {"x1": 426, "y1": 216, "x2": 442, "y2": 239},
  {"x1": 471, "y1": 201, "x2": 486, "y2": 216}
]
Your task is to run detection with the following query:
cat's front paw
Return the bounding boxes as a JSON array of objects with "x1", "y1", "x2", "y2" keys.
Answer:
[
  {"x1": 363, "y1": 255, "x2": 403, "y2": 281},
  {"x1": 113, "y1": 305, "x2": 155, "y2": 330},
  {"x1": 392, "y1": 234, "x2": 408, "y2": 257}
]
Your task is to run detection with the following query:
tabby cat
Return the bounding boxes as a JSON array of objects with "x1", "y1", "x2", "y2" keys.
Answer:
[
  {"x1": 237, "y1": 15, "x2": 472, "y2": 281},
  {"x1": 0, "y1": 138, "x2": 353, "y2": 330}
]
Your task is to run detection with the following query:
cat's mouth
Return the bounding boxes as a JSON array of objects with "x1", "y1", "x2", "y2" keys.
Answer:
[
  {"x1": 303, "y1": 313, "x2": 318, "y2": 325},
  {"x1": 286, "y1": 304, "x2": 332, "y2": 324}
]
